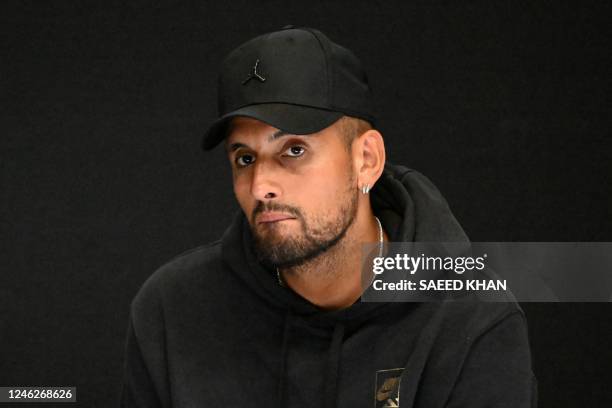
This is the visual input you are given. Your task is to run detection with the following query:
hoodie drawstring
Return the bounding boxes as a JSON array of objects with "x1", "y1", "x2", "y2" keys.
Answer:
[
  {"x1": 323, "y1": 322, "x2": 345, "y2": 408},
  {"x1": 278, "y1": 311, "x2": 346, "y2": 408},
  {"x1": 278, "y1": 309, "x2": 292, "y2": 408}
]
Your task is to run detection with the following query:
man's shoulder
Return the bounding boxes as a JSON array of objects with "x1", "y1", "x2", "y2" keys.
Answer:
[
  {"x1": 157, "y1": 240, "x2": 223, "y2": 276},
  {"x1": 131, "y1": 241, "x2": 227, "y2": 313},
  {"x1": 434, "y1": 299, "x2": 526, "y2": 342}
]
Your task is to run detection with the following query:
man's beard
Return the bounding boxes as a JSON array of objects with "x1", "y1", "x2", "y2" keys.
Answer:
[{"x1": 250, "y1": 183, "x2": 359, "y2": 270}]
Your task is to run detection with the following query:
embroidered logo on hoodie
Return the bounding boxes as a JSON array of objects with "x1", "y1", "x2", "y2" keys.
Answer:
[{"x1": 375, "y1": 368, "x2": 403, "y2": 407}]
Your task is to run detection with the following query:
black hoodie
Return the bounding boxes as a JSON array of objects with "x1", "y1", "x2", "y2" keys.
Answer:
[{"x1": 121, "y1": 163, "x2": 537, "y2": 408}]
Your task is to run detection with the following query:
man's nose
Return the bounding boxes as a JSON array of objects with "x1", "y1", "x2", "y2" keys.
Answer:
[{"x1": 250, "y1": 160, "x2": 281, "y2": 201}]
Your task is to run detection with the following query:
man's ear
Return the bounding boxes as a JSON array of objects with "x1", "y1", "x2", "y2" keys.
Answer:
[{"x1": 353, "y1": 129, "x2": 386, "y2": 188}]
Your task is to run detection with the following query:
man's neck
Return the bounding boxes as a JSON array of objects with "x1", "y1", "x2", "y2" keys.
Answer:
[{"x1": 279, "y1": 214, "x2": 386, "y2": 311}]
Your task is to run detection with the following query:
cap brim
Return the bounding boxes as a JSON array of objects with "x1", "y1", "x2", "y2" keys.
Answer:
[{"x1": 202, "y1": 103, "x2": 344, "y2": 150}]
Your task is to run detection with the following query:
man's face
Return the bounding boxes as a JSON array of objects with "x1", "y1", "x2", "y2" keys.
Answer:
[{"x1": 226, "y1": 117, "x2": 359, "y2": 269}]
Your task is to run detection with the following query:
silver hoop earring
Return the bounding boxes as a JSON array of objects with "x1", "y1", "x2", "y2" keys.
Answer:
[{"x1": 361, "y1": 184, "x2": 371, "y2": 195}]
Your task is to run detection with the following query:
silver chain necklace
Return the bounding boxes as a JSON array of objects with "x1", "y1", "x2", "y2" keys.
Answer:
[{"x1": 276, "y1": 216, "x2": 384, "y2": 286}]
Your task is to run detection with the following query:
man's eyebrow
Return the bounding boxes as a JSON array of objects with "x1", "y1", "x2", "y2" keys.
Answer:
[
  {"x1": 228, "y1": 129, "x2": 304, "y2": 152},
  {"x1": 268, "y1": 130, "x2": 289, "y2": 141},
  {"x1": 228, "y1": 142, "x2": 248, "y2": 152}
]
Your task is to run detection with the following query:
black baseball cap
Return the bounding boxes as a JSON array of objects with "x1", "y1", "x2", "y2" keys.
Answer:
[{"x1": 202, "y1": 26, "x2": 375, "y2": 150}]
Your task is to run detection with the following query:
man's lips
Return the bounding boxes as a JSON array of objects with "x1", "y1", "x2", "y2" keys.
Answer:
[{"x1": 256, "y1": 212, "x2": 296, "y2": 224}]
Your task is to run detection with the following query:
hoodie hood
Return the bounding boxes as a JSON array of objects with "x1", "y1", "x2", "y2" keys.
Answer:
[{"x1": 372, "y1": 163, "x2": 469, "y2": 242}]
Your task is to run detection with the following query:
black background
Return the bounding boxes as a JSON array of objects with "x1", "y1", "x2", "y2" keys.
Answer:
[{"x1": 2, "y1": 1, "x2": 611, "y2": 407}]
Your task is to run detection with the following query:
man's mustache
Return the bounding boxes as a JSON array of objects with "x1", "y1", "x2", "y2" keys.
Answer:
[{"x1": 251, "y1": 201, "x2": 303, "y2": 224}]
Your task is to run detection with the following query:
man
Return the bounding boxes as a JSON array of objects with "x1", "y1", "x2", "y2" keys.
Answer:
[{"x1": 121, "y1": 26, "x2": 537, "y2": 407}]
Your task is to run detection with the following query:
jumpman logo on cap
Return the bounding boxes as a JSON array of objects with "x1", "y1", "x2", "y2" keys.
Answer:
[{"x1": 242, "y1": 59, "x2": 266, "y2": 85}]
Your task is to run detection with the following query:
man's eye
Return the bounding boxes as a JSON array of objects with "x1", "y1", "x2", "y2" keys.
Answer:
[
  {"x1": 284, "y1": 145, "x2": 306, "y2": 157},
  {"x1": 236, "y1": 154, "x2": 255, "y2": 167}
]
